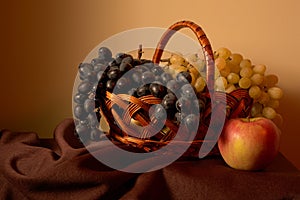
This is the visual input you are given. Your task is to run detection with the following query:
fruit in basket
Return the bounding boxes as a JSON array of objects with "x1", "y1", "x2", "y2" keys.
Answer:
[
  {"x1": 218, "y1": 117, "x2": 281, "y2": 171},
  {"x1": 213, "y1": 47, "x2": 284, "y2": 125},
  {"x1": 70, "y1": 20, "x2": 287, "y2": 173},
  {"x1": 73, "y1": 44, "x2": 205, "y2": 143}
]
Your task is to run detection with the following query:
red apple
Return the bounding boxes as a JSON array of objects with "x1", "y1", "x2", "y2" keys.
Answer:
[{"x1": 218, "y1": 117, "x2": 281, "y2": 171}]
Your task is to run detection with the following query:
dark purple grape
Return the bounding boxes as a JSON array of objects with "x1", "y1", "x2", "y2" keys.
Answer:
[
  {"x1": 161, "y1": 93, "x2": 177, "y2": 110},
  {"x1": 91, "y1": 58, "x2": 105, "y2": 66},
  {"x1": 74, "y1": 93, "x2": 88, "y2": 104},
  {"x1": 74, "y1": 105, "x2": 88, "y2": 119},
  {"x1": 153, "y1": 104, "x2": 167, "y2": 120},
  {"x1": 109, "y1": 65, "x2": 119, "y2": 71},
  {"x1": 135, "y1": 65, "x2": 150, "y2": 73},
  {"x1": 154, "y1": 75, "x2": 163, "y2": 83},
  {"x1": 87, "y1": 113, "x2": 99, "y2": 127},
  {"x1": 94, "y1": 63, "x2": 107, "y2": 72},
  {"x1": 132, "y1": 71, "x2": 142, "y2": 84},
  {"x1": 166, "y1": 80, "x2": 180, "y2": 92},
  {"x1": 116, "y1": 77, "x2": 130, "y2": 89},
  {"x1": 121, "y1": 56, "x2": 133, "y2": 64},
  {"x1": 98, "y1": 47, "x2": 112, "y2": 61},
  {"x1": 149, "y1": 83, "x2": 166, "y2": 98},
  {"x1": 79, "y1": 75, "x2": 86, "y2": 81},
  {"x1": 164, "y1": 92, "x2": 177, "y2": 101},
  {"x1": 75, "y1": 123, "x2": 89, "y2": 134},
  {"x1": 78, "y1": 81, "x2": 93, "y2": 94},
  {"x1": 84, "y1": 99, "x2": 95, "y2": 113},
  {"x1": 75, "y1": 123, "x2": 90, "y2": 142},
  {"x1": 106, "y1": 80, "x2": 116, "y2": 92},
  {"x1": 107, "y1": 68, "x2": 120, "y2": 80},
  {"x1": 183, "y1": 114, "x2": 199, "y2": 130},
  {"x1": 79, "y1": 63, "x2": 93, "y2": 79},
  {"x1": 141, "y1": 71, "x2": 155, "y2": 84},
  {"x1": 143, "y1": 62, "x2": 155, "y2": 70},
  {"x1": 133, "y1": 59, "x2": 142, "y2": 66},
  {"x1": 136, "y1": 85, "x2": 150, "y2": 97},
  {"x1": 86, "y1": 71, "x2": 97, "y2": 82},
  {"x1": 90, "y1": 128, "x2": 102, "y2": 141},
  {"x1": 176, "y1": 97, "x2": 191, "y2": 112},
  {"x1": 161, "y1": 72, "x2": 173, "y2": 83},
  {"x1": 181, "y1": 84, "x2": 196, "y2": 99},
  {"x1": 115, "y1": 53, "x2": 132, "y2": 64},
  {"x1": 119, "y1": 62, "x2": 133, "y2": 72},
  {"x1": 176, "y1": 71, "x2": 192, "y2": 83},
  {"x1": 151, "y1": 66, "x2": 164, "y2": 75},
  {"x1": 108, "y1": 59, "x2": 117, "y2": 67}
]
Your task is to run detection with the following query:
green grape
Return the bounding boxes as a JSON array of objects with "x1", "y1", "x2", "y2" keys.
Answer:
[
  {"x1": 174, "y1": 66, "x2": 188, "y2": 75},
  {"x1": 258, "y1": 91, "x2": 270, "y2": 105},
  {"x1": 215, "y1": 47, "x2": 232, "y2": 59},
  {"x1": 227, "y1": 62, "x2": 241, "y2": 74},
  {"x1": 249, "y1": 85, "x2": 262, "y2": 99},
  {"x1": 268, "y1": 87, "x2": 283, "y2": 100},
  {"x1": 263, "y1": 74, "x2": 279, "y2": 88},
  {"x1": 240, "y1": 67, "x2": 253, "y2": 78},
  {"x1": 189, "y1": 67, "x2": 200, "y2": 86},
  {"x1": 225, "y1": 84, "x2": 236, "y2": 93},
  {"x1": 267, "y1": 99, "x2": 280, "y2": 109},
  {"x1": 251, "y1": 102, "x2": 263, "y2": 117},
  {"x1": 170, "y1": 54, "x2": 186, "y2": 65},
  {"x1": 240, "y1": 59, "x2": 252, "y2": 68},
  {"x1": 169, "y1": 64, "x2": 182, "y2": 70},
  {"x1": 220, "y1": 66, "x2": 231, "y2": 77},
  {"x1": 262, "y1": 107, "x2": 277, "y2": 119},
  {"x1": 215, "y1": 76, "x2": 228, "y2": 90},
  {"x1": 229, "y1": 53, "x2": 243, "y2": 66},
  {"x1": 227, "y1": 73, "x2": 240, "y2": 84},
  {"x1": 238, "y1": 77, "x2": 251, "y2": 89},
  {"x1": 215, "y1": 57, "x2": 227, "y2": 70},
  {"x1": 253, "y1": 64, "x2": 266, "y2": 74},
  {"x1": 194, "y1": 77, "x2": 206, "y2": 93},
  {"x1": 251, "y1": 73, "x2": 264, "y2": 85}
]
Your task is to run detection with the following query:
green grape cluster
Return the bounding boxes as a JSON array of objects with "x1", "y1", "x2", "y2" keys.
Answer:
[
  {"x1": 163, "y1": 48, "x2": 284, "y2": 128},
  {"x1": 213, "y1": 47, "x2": 283, "y2": 127}
]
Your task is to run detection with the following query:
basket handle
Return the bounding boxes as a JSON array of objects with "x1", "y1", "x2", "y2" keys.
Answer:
[{"x1": 152, "y1": 20, "x2": 215, "y2": 92}]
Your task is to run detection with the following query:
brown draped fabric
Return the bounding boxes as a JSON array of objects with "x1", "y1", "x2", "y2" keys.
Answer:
[{"x1": 1, "y1": 118, "x2": 299, "y2": 200}]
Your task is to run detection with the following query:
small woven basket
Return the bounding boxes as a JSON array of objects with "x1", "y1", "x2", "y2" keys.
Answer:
[{"x1": 97, "y1": 20, "x2": 253, "y2": 157}]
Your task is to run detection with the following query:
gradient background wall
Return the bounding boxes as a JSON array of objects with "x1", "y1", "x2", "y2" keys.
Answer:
[{"x1": 1, "y1": 0, "x2": 299, "y2": 169}]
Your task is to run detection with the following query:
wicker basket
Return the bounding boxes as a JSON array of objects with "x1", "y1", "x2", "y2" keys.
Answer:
[{"x1": 94, "y1": 20, "x2": 253, "y2": 158}]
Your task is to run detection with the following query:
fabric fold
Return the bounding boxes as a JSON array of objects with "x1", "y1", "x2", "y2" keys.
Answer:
[{"x1": 0, "y1": 118, "x2": 299, "y2": 200}]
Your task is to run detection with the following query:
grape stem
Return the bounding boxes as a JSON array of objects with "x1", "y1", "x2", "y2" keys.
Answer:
[
  {"x1": 160, "y1": 58, "x2": 170, "y2": 63},
  {"x1": 138, "y1": 44, "x2": 143, "y2": 60}
]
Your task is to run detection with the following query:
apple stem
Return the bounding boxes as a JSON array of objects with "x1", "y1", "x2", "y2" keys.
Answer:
[
  {"x1": 246, "y1": 110, "x2": 252, "y2": 120},
  {"x1": 244, "y1": 115, "x2": 251, "y2": 122}
]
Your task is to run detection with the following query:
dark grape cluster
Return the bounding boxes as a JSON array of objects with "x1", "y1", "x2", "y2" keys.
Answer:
[
  {"x1": 73, "y1": 46, "x2": 206, "y2": 143},
  {"x1": 73, "y1": 47, "x2": 114, "y2": 142}
]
